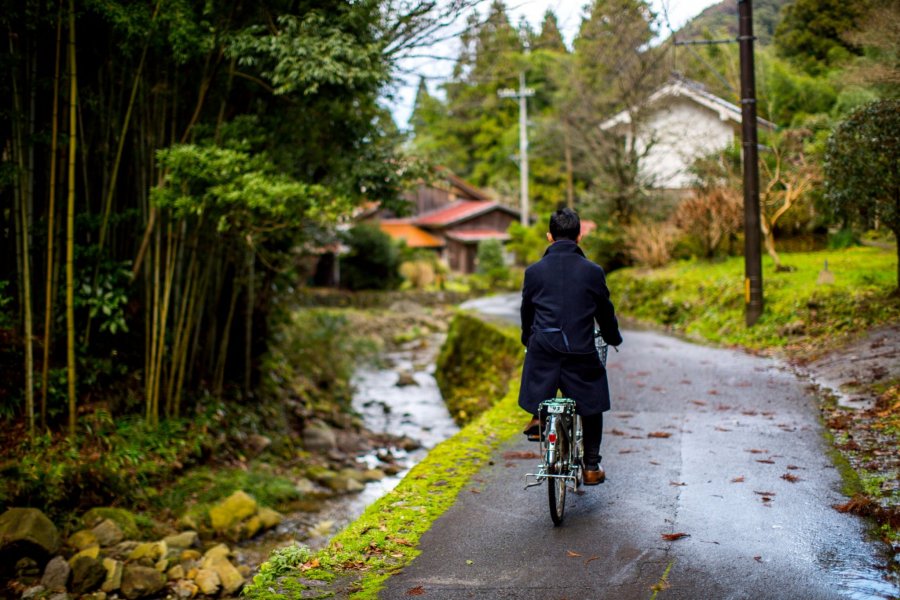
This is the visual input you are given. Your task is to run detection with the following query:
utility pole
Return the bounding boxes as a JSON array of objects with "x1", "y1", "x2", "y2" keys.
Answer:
[
  {"x1": 499, "y1": 72, "x2": 535, "y2": 225},
  {"x1": 738, "y1": 0, "x2": 763, "y2": 326}
]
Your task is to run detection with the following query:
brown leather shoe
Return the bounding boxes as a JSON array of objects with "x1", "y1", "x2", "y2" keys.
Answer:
[
  {"x1": 583, "y1": 465, "x2": 605, "y2": 485},
  {"x1": 523, "y1": 417, "x2": 541, "y2": 441}
]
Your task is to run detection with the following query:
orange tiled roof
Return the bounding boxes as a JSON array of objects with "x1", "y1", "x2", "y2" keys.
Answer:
[{"x1": 379, "y1": 221, "x2": 444, "y2": 248}]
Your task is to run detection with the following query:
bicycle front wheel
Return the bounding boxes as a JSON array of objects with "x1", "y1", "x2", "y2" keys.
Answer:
[{"x1": 547, "y1": 417, "x2": 567, "y2": 525}]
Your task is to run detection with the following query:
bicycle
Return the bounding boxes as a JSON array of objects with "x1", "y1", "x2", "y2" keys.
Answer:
[{"x1": 524, "y1": 331, "x2": 610, "y2": 525}]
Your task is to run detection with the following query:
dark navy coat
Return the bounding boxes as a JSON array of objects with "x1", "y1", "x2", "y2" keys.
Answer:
[{"x1": 518, "y1": 240, "x2": 623, "y2": 416}]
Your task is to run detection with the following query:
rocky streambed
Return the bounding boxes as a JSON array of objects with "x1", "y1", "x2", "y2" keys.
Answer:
[{"x1": 0, "y1": 332, "x2": 456, "y2": 599}]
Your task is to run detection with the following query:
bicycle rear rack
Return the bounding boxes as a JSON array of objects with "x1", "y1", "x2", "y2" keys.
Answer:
[{"x1": 524, "y1": 467, "x2": 579, "y2": 490}]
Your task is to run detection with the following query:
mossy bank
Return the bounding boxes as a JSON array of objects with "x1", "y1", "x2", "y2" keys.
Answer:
[{"x1": 243, "y1": 314, "x2": 525, "y2": 599}]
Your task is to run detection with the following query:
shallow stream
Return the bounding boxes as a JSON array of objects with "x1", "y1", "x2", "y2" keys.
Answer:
[{"x1": 234, "y1": 334, "x2": 457, "y2": 569}]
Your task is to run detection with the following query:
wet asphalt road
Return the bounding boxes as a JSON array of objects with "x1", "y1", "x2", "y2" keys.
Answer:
[{"x1": 380, "y1": 294, "x2": 898, "y2": 600}]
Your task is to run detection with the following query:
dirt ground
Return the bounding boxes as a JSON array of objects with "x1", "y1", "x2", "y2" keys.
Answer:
[{"x1": 796, "y1": 322, "x2": 900, "y2": 563}]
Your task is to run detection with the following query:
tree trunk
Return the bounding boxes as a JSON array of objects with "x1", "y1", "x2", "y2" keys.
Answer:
[
  {"x1": 42, "y1": 4, "x2": 63, "y2": 429},
  {"x1": 65, "y1": 0, "x2": 78, "y2": 436}
]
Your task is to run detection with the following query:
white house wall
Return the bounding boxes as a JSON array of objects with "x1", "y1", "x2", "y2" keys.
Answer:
[{"x1": 635, "y1": 98, "x2": 736, "y2": 190}]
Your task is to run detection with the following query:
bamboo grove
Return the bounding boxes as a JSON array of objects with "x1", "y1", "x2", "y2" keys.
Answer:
[{"x1": 1, "y1": 0, "x2": 471, "y2": 436}]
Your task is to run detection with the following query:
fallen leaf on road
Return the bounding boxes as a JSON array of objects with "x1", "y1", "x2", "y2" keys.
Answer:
[
  {"x1": 661, "y1": 532, "x2": 690, "y2": 541},
  {"x1": 755, "y1": 459, "x2": 775, "y2": 464},
  {"x1": 786, "y1": 464, "x2": 802, "y2": 470},
  {"x1": 742, "y1": 410, "x2": 758, "y2": 416},
  {"x1": 651, "y1": 386, "x2": 665, "y2": 392},
  {"x1": 470, "y1": 489, "x2": 480, "y2": 494},
  {"x1": 649, "y1": 460, "x2": 661, "y2": 465},
  {"x1": 707, "y1": 389, "x2": 719, "y2": 395},
  {"x1": 585, "y1": 555, "x2": 600, "y2": 565},
  {"x1": 746, "y1": 449, "x2": 768, "y2": 454},
  {"x1": 781, "y1": 473, "x2": 800, "y2": 483},
  {"x1": 691, "y1": 400, "x2": 707, "y2": 406},
  {"x1": 619, "y1": 449, "x2": 637, "y2": 454},
  {"x1": 715, "y1": 426, "x2": 732, "y2": 432},
  {"x1": 736, "y1": 381, "x2": 753, "y2": 388},
  {"x1": 670, "y1": 481, "x2": 687, "y2": 486},
  {"x1": 715, "y1": 404, "x2": 732, "y2": 411},
  {"x1": 407, "y1": 586, "x2": 426, "y2": 596},
  {"x1": 466, "y1": 560, "x2": 474, "y2": 565},
  {"x1": 731, "y1": 476, "x2": 745, "y2": 483},
  {"x1": 753, "y1": 556, "x2": 763, "y2": 563},
  {"x1": 648, "y1": 431, "x2": 672, "y2": 438},
  {"x1": 754, "y1": 491, "x2": 776, "y2": 496},
  {"x1": 567, "y1": 550, "x2": 582, "y2": 557},
  {"x1": 502, "y1": 451, "x2": 540, "y2": 460},
  {"x1": 610, "y1": 428, "x2": 626, "y2": 436},
  {"x1": 760, "y1": 496, "x2": 773, "y2": 503},
  {"x1": 680, "y1": 379, "x2": 692, "y2": 385}
]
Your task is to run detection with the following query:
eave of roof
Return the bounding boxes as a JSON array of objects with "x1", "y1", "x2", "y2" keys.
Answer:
[
  {"x1": 445, "y1": 229, "x2": 511, "y2": 243},
  {"x1": 379, "y1": 221, "x2": 444, "y2": 248},
  {"x1": 599, "y1": 79, "x2": 776, "y2": 131}
]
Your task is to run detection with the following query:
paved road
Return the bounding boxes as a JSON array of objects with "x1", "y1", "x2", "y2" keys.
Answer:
[{"x1": 381, "y1": 294, "x2": 899, "y2": 599}]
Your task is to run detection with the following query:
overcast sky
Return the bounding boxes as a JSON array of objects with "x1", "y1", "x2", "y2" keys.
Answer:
[{"x1": 387, "y1": 0, "x2": 723, "y2": 127}]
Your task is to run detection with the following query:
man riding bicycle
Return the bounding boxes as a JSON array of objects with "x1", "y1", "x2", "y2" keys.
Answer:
[{"x1": 519, "y1": 207, "x2": 622, "y2": 486}]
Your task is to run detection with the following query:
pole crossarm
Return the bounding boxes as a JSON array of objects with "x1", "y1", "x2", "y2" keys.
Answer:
[{"x1": 674, "y1": 38, "x2": 737, "y2": 46}]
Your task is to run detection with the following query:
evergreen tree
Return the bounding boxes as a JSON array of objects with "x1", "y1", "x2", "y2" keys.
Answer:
[{"x1": 774, "y1": 0, "x2": 869, "y2": 74}]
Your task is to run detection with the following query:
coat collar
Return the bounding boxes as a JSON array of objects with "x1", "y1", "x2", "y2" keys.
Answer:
[{"x1": 543, "y1": 239, "x2": 586, "y2": 258}]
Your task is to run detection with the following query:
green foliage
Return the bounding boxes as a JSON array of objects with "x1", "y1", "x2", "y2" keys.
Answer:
[
  {"x1": 263, "y1": 309, "x2": 361, "y2": 411},
  {"x1": 825, "y1": 100, "x2": 900, "y2": 240},
  {"x1": 475, "y1": 239, "x2": 509, "y2": 284},
  {"x1": 153, "y1": 144, "x2": 347, "y2": 233},
  {"x1": 774, "y1": 0, "x2": 867, "y2": 74},
  {"x1": 341, "y1": 224, "x2": 401, "y2": 291},
  {"x1": 609, "y1": 247, "x2": 899, "y2": 351},
  {"x1": 1, "y1": 412, "x2": 211, "y2": 519},
  {"x1": 77, "y1": 263, "x2": 131, "y2": 335},
  {"x1": 228, "y1": 11, "x2": 387, "y2": 96},
  {"x1": 247, "y1": 543, "x2": 313, "y2": 595},
  {"x1": 506, "y1": 220, "x2": 549, "y2": 266},
  {"x1": 760, "y1": 53, "x2": 837, "y2": 126},
  {"x1": 435, "y1": 313, "x2": 522, "y2": 424}
]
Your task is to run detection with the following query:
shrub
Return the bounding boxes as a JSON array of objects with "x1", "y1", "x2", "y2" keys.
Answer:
[
  {"x1": 621, "y1": 220, "x2": 679, "y2": 267},
  {"x1": 341, "y1": 223, "x2": 401, "y2": 291},
  {"x1": 400, "y1": 260, "x2": 436, "y2": 290},
  {"x1": 673, "y1": 188, "x2": 743, "y2": 258},
  {"x1": 475, "y1": 239, "x2": 509, "y2": 286}
]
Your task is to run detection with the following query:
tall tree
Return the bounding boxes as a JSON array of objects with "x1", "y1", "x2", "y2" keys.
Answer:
[
  {"x1": 559, "y1": 0, "x2": 666, "y2": 223},
  {"x1": 774, "y1": 0, "x2": 869, "y2": 74}
]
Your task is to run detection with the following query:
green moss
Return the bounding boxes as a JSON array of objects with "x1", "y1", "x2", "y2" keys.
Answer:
[
  {"x1": 435, "y1": 312, "x2": 523, "y2": 424},
  {"x1": 244, "y1": 318, "x2": 526, "y2": 600},
  {"x1": 81, "y1": 507, "x2": 140, "y2": 538},
  {"x1": 609, "y1": 247, "x2": 899, "y2": 354}
]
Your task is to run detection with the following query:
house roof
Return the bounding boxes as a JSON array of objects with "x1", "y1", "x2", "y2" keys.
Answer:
[
  {"x1": 436, "y1": 167, "x2": 493, "y2": 201},
  {"x1": 445, "y1": 229, "x2": 512, "y2": 243},
  {"x1": 599, "y1": 78, "x2": 777, "y2": 132},
  {"x1": 416, "y1": 200, "x2": 519, "y2": 227},
  {"x1": 379, "y1": 221, "x2": 444, "y2": 248}
]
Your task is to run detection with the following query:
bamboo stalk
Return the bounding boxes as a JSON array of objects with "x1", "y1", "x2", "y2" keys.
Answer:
[
  {"x1": 213, "y1": 270, "x2": 241, "y2": 397},
  {"x1": 151, "y1": 221, "x2": 177, "y2": 425},
  {"x1": 91, "y1": 0, "x2": 163, "y2": 287},
  {"x1": 243, "y1": 247, "x2": 254, "y2": 395},
  {"x1": 41, "y1": 2, "x2": 63, "y2": 429},
  {"x1": 65, "y1": 0, "x2": 78, "y2": 437}
]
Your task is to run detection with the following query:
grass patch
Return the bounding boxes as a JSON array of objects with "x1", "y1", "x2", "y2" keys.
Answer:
[
  {"x1": 244, "y1": 321, "x2": 525, "y2": 599},
  {"x1": 609, "y1": 247, "x2": 898, "y2": 355}
]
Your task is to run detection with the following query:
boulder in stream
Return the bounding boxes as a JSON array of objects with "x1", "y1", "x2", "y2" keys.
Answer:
[
  {"x1": 0, "y1": 508, "x2": 61, "y2": 571},
  {"x1": 120, "y1": 565, "x2": 166, "y2": 599},
  {"x1": 41, "y1": 556, "x2": 71, "y2": 591}
]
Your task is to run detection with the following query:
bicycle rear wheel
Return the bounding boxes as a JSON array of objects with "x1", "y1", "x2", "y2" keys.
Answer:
[{"x1": 547, "y1": 417, "x2": 567, "y2": 525}]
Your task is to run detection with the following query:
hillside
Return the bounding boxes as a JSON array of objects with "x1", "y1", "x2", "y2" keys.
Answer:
[{"x1": 673, "y1": 0, "x2": 790, "y2": 45}]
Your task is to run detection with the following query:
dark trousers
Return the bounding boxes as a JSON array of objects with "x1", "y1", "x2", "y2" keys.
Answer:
[{"x1": 582, "y1": 413, "x2": 603, "y2": 466}]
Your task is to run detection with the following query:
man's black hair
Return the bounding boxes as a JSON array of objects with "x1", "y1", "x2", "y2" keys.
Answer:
[{"x1": 549, "y1": 207, "x2": 581, "y2": 241}]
